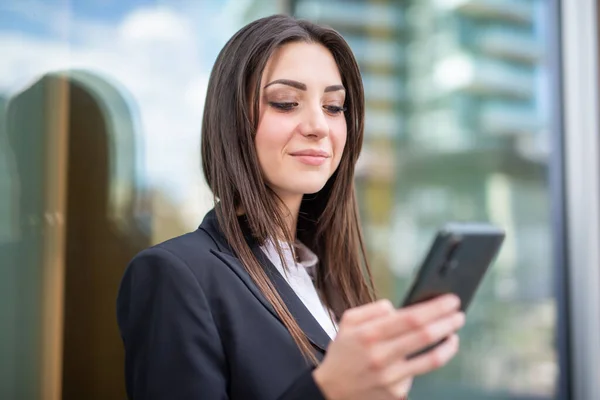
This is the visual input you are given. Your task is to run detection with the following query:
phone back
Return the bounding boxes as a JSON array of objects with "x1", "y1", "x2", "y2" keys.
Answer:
[{"x1": 402, "y1": 223, "x2": 505, "y2": 312}]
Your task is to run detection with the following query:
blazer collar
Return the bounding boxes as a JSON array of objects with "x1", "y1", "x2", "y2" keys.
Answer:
[{"x1": 198, "y1": 208, "x2": 332, "y2": 354}]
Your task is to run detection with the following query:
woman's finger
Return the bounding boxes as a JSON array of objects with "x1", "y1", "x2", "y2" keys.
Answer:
[
  {"x1": 373, "y1": 312, "x2": 465, "y2": 368},
  {"x1": 372, "y1": 334, "x2": 460, "y2": 388},
  {"x1": 356, "y1": 294, "x2": 461, "y2": 342},
  {"x1": 339, "y1": 299, "x2": 395, "y2": 328},
  {"x1": 399, "y1": 334, "x2": 460, "y2": 378},
  {"x1": 388, "y1": 377, "x2": 413, "y2": 399}
]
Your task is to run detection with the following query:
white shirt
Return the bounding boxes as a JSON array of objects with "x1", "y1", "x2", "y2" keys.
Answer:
[{"x1": 261, "y1": 239, "x2": 338, "y2": 339}]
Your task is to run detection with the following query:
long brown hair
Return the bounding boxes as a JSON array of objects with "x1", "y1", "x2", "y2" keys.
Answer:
[{"x1": 201, "y1": 14, "x2": 376, "y2": 364}]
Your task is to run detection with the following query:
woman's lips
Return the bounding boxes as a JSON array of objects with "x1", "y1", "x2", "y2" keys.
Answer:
[
  {"x1": 289, "y1": 149, "x2": 330, "y2": 166},
  {"x1": 291, "y1": 155, "x2": 328, "y2": 166}
]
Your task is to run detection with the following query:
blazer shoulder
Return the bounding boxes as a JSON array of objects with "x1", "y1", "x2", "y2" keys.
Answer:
[
  {"x1": 126, "y1": 229, "x2": 222, "y2": 278},
  {"x1": 156, "y1": 228, "x2": 219, "y2": 259}
]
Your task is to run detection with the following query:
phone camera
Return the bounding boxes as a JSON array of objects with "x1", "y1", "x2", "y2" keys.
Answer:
[{"x1": 440, "y1": 236, "x2": 462, "y2": 275}]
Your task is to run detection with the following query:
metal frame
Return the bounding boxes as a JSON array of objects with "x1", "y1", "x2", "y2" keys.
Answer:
[
  {"x1": 561, "y1": 0, "x2": 600, "y2": 399},
  {"x1": 548, "y1": 0, "x2": 572, "y2": 398}
]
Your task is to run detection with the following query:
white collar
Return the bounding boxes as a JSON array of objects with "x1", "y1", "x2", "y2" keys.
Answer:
[{"x1": 262, "y1": 239, "x2": 318, "y2": 278}]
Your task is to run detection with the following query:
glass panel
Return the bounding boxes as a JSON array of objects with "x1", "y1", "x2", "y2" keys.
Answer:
[
  {"x1": 0, "y1": 0, "x2": 560, "y2": 399},
  {"x1": 0, "y1": 1, "x2": 285, "y2": 398},
  {"x1": 294, "y1": 0, "x2": 557, "y2": 398}
]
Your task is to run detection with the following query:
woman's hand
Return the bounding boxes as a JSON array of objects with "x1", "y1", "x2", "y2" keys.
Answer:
[{"x1": 313, "y1": 295, "x2": 464, "y2": 400}]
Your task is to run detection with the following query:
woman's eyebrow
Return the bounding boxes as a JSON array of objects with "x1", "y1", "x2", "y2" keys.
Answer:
[
  {"x1": 264, "y1": 79, "x2": 345, "y2": 93},
  {"x1": 324, "y1": 84, "x2": 345, "y2": 93},
  {"x1": 264, "y1": 79, "x2": 306, "y2": 90}
]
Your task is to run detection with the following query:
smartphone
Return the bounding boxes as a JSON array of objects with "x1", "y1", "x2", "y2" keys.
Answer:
[{"x1": 401, "y1": 223, "x2": 505, "y2": 358}]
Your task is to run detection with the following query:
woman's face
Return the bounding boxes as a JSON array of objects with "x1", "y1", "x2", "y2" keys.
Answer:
[{"x1": 255, "y1": 41, "x2": 347, "y2": 205}]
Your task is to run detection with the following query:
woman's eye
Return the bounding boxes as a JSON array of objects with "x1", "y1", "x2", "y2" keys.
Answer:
[
  {"x1": 324, "y1": 105, "x2": 347, "y2": 115},
  {"x1": 269, "y1": 102, "x2": 298, "y2": 111}
]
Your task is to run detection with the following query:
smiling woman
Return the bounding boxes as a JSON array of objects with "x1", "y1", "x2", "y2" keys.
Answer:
[
  {"x1": 257, "y1": 42, "x2": 348, "y2": 204},
  {"x1": 0, "y1": 0, "x2": 568, "y2": 399},
  {"x1": 116, "y1": 14, "x2": 464, "y2": 400}
]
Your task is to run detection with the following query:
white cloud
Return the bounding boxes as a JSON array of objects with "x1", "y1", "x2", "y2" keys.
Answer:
[
  {"x1": 0, "y1": 4, "x2": 218, "y2": 210},
  {"x1": 184, "y1": 75, "x2": 210, "y2": 115},
  {"x1": 120, "y1": 7, "x2": 194, "y2": 43}
]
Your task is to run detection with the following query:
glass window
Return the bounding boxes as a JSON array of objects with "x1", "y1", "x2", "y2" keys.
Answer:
[
  {"x1": 0, "y1": 1, "x2": 286, "y2": 398},
  {"x1": 293, "y1": 0, "x2": 558, "y2": 398},
  {"x1": 0, "y1": 0, "x2": 563, "y2": 399}
]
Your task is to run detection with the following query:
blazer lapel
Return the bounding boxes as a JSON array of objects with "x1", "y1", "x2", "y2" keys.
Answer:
[
  {"x1": 251, "y1": 245, "x2": 332, "y2": 352},
  {"x1": 199, "y1": 209, "x2": 332, "y2": 353}
]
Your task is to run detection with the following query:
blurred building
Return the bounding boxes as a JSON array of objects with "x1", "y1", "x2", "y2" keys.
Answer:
[
  {"x1": 294, "y1": 0, "x2": 554, "y2": 396},
  {"x1": 406, "y1": 0, "x2": 543, "y2": 148},
  {"x1": 396, "y1": 1, "x2": 551, "y2": 299}
]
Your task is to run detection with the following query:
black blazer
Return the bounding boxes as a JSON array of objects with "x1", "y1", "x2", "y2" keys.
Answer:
[{"x1": 117, "y1": 209, "x2": 332, "y2": 399}]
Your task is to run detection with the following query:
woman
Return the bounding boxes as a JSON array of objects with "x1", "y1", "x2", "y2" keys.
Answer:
[{"x1": 117, "y1": 14, "x2": 465, "y2": 400}]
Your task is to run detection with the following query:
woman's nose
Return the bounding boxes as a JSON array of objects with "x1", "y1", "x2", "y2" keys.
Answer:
[{"x1": 298, "y1": 106, "x2": 328, "y2": 139}]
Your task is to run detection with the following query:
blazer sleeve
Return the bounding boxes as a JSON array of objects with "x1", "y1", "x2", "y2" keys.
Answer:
[
  {"x1": 277, "y1": 369, "x2": 327, "y2": 400},
  {"x1": 116, "y1": 246, "x2": 229, "y2": 400},
  {"x1": 117, "y1": 246, "x2": 328, "y2": 400}
]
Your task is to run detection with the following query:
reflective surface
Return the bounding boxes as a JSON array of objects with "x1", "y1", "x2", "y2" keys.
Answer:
[
  {"x1": 294, "y1": 1, "x2": 557, "y2": 398},
  {"x1": 0, "y1": 0, "x2": 559, "y2": 399}
]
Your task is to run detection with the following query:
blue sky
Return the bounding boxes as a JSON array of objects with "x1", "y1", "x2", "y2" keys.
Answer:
[{"x1": 0, "y1": 0, "x2": 280, "y2": 228}]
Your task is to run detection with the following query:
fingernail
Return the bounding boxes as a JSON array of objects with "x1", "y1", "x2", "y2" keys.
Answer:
[
  {"x1": 447, "y1": 294, "x2": 461, "y2": 309},
  {"x1": 453, "y1": 334, "x2": 460, "y2": 346},
  {"x1": 455, "y1": 312, "x2": 466, "y2": 327}
]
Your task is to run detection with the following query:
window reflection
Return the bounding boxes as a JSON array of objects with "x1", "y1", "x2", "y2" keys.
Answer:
[
  {"x1": 0, "y1": 0, "x2": 559, "y2": 399},
  {"x1": 5, "y1": 70, "x2": 153, "y2": 399},
  {"x1": 295, "y1": 0, "x2": 556, "y2": 398}
]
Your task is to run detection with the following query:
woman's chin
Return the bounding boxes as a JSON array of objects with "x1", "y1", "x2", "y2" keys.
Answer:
[
  {"x1": 298, "y1": 182, "x2": 329, "y2": 195},
  {"x1": 274, "y1": 182, "x2": 327, "y2": 196}
]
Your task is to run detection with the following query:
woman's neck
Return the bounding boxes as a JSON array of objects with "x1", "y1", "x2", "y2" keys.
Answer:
[
  {"x1": 237, "y1": 191, "x2": 303, "y2": 241},
  {"x1": 277, "y1": 192, "x2": 302, "y2": 239}
]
